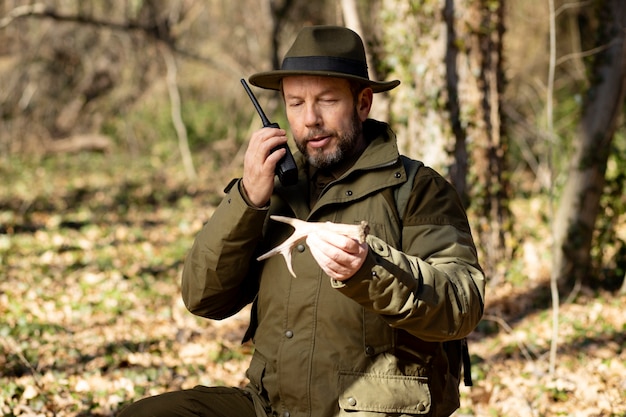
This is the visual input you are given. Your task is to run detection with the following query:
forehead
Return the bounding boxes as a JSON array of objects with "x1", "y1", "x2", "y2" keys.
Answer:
[{"x1": 282, "y1": 76, "x2": 352, "y2": 96}]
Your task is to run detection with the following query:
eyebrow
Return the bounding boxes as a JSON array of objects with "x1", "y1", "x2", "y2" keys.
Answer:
[{"x1": 284, "y1": 87, "x2": 340, "y2": 100}]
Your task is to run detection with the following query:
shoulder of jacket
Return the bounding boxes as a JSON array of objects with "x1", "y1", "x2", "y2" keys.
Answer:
[{"x1": 394, "y1": 156, "x2": 424, "y2": 220}]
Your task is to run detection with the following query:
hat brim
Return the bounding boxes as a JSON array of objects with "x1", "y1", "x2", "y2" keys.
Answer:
[{"x1": 249, "y1": 70, "x2": 400, "y2": 93}]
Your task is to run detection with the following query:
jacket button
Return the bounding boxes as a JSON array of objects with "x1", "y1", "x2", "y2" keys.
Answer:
[
  {"x1": 347, "y1": 397, "x2": 357, "y2": 406},
  {"x1": 345, "y1": 190, "x2": 353, "y2": 196},
  {"x1": 365, "y1": 345, "x2": 375, "y2": 356},
  {"x1": 285, "y1": 330, "x2": 294, "y2": 338},
  {"x1": 296, "y1": 244, "x2": 305, "y2": 252},
  {"x1": 395, "y1": 172, "x2": 402, "y2": 178}
]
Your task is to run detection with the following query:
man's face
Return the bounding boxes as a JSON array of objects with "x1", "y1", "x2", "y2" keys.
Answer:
[{"x1": 282, "y1": 76, "x2": 372, "y2": 169}]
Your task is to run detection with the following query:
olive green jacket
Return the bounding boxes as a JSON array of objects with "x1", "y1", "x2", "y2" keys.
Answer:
[{"x1": 182, "y1": 120, "x2": 485, "y2": 417}]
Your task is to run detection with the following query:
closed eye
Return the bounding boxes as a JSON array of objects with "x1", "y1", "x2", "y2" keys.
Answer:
[{"x1": 287, "y1": 100, "x2": 304, "y2": 108}]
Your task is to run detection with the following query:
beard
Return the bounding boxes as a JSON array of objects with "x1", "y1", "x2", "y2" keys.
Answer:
[{"x1": 294, "y1": 110, "x2": 363, "y2": 169}]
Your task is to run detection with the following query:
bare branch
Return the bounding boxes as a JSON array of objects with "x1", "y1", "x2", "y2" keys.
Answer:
[
  {"x1": 159, "y1": 42, "x2": 197, "y2": 182},
  {"x1": 547, "y1": 0, "x2": 560, "y2": 378},
  {"x1": 555, "y1": 0, "x2": 595, "y2": 17},
  {"x1": 0, "y1": 3, "x2": 47, "y2": 29},
  {"x1": 1, "y1": 3, "x2": 163, "y2": 36},
  {"x1": 0, "y1": 3, "x2": 243, "y2": 76},
  {"x1": 556, "y1": 40, "x2": 617, "y2": 67},
  {"x1": 482, "y1": 314, "x2": 538, "y2": 362}
]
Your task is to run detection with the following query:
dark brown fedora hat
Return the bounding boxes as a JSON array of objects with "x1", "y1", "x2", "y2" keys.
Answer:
[{"x1": 249, "y1": 26, "x2": 400, "y2": 93}]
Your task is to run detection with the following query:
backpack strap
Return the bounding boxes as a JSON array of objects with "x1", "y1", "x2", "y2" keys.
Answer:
[
  {"x1": 461, "y1": 338, "x2": 473, "y2": 386},
  {"x1": 394, "y1": 155, "x2": 423, "y2": 221},
  {"x1": 393, "y1": 155, "x2": 473, "y2": 387}
]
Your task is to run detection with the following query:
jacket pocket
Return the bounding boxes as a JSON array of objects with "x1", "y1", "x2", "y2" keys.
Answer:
[{"x1": 337, "y1": 371, "x2": 431, "y2": 415}]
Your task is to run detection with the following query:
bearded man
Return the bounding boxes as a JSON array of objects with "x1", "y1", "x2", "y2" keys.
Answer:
[{"x1": 119, "y1": 25, "x2": 485, "y2": 417}]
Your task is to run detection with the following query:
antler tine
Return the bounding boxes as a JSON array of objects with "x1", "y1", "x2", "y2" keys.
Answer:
[
  {"x1": 256, "y1": 216, "x2": 314, "y2": 278},
  {"x1": 256, "y1": 216, "x2": 315, "y2": 260},
  {"x1": 256, "y1": 215, "x2": 370, "y2": 278}
]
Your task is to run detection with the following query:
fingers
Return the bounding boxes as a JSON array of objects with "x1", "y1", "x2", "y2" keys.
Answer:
[
  {"x1": 306, "y1": 230, "x2": 368, "y2": 281},
  {"x1": 242, "y1": 127, "x2": 288, "y2": 207},
  {"x1": 245, "y1": 127, "x2": 288, "y2": 172}
]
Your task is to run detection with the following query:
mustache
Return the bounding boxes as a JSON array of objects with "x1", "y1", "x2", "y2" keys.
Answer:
[{"x1": 303, "y1": 128, "x2": 335, "y2": 141}]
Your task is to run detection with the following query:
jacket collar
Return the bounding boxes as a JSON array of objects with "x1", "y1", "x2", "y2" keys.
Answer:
[{"x1": 274, "y1": 119, "x2": 404, "y2": 219}]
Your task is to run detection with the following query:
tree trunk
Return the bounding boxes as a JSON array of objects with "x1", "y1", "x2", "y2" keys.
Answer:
[
  {"x1": 340, "y1": 0, "x2": 390, "y2": 121},
  {"x1": 380, "y1": 0, "x2": 509, "y2": 281},
  {"x1": 379, "y1": 0, "x2": 451, "y2": 171},
  {"x1": 552, "y1": 0, "x2": 626, "y2": 291},
  {"x1": 269, "y1": 0, "x2": 296, "y2": 70},
  {"x1": 454, "y1": 0, "x2": 509, "y2": 283}
]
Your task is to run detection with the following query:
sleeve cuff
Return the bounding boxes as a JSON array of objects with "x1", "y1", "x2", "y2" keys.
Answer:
[{"x1": 236, "y1": 179, "x2": 270, "y2": 210}]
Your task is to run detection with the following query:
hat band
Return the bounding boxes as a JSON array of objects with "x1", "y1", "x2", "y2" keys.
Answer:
[{"x1": 281, "y1": 56, "x2": 369, "y2": 79}]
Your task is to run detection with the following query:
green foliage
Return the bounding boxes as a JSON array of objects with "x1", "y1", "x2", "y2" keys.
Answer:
[
  {"x1": 102, "y1": 99, "x2": 176, "y2": 152},
  {"x1": 100, "y1": 85, "x2": 253, "y2": 175},
  {"x1": 547, "y1": 386, "x2": 570, "y2": 402},
  {"x1": 102, "y1": 96, "x2": 237, "y2": 152},
  {"x1": 183, "y1": 99, "x2": 232, "y2": 149}
]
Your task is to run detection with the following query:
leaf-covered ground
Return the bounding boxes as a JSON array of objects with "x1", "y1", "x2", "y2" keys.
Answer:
[{"x1": 1, "y1": 150, "x2": 625, "y2": 417}]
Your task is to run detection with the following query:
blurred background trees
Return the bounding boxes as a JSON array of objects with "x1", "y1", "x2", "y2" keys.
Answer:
[{"x1": 1, "y1": 0, "x2": 624, "y2": 295}]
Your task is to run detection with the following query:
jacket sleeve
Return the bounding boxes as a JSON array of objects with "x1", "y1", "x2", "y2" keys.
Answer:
[
  {"x1": 333, "y1": 167, "x2": 486, "y2": 341},
  {"x1": 181, "y1": 180, "x2": 267, "y2": 319}
]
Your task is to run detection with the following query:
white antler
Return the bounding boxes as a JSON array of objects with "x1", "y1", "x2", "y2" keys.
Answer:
[{"x1": 257, "y1": 215, "x2": 369, "y2": 277}]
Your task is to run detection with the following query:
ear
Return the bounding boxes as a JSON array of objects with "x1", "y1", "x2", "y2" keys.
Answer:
[{"x1": 356, "y1": 88, "x2": 373, "y2": 122}]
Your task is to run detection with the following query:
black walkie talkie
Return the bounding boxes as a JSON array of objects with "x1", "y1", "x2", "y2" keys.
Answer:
[{"x1": 241, "y1": 79, "x2": 298, "y2": 186}]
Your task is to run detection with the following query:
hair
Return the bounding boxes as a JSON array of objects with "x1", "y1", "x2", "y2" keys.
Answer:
[{"x1": 348, "y1": 80, "x2": 368, "y2": 103}]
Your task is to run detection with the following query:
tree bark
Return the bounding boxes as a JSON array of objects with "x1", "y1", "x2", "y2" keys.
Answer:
[
  {"x1": 380, "y1": 0, "x2": 509, "y2": 281},
  {"x1": 380, "y1": 0, "x2": 451, "y2": 171},
  {"x1": 552, "y1": 0, "x2": 626, "y2": 291},
  {"x1": 455, "y1": 0, "x2": 509, "y2": 283}
]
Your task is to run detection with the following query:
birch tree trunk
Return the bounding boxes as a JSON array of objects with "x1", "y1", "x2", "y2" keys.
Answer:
[
  {"x1": 552, "y1": 0, "x2": 626, "y2": 291},
  {"x1": 380, "y1": 0, "x2": 508, "y2": 281}
]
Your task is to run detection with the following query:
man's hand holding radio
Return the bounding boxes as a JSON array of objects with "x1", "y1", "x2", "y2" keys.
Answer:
[{"x1": 242, "y1": 127, "x2": 288, "y2": 208}]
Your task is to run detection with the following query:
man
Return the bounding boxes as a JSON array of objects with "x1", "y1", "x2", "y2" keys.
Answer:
[{"x1": 119, "y1": 25, "x2": 485, "y2": 417}]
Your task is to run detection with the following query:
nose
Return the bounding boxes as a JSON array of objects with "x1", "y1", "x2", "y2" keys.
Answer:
[{"x1": 304, "y1": 103, "x2": 321, "y2": 128}]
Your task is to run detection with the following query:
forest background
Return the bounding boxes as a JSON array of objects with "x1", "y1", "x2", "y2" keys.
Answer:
[{"x1": 1, "y1": 0, "x2": 625, "y2": 416}]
